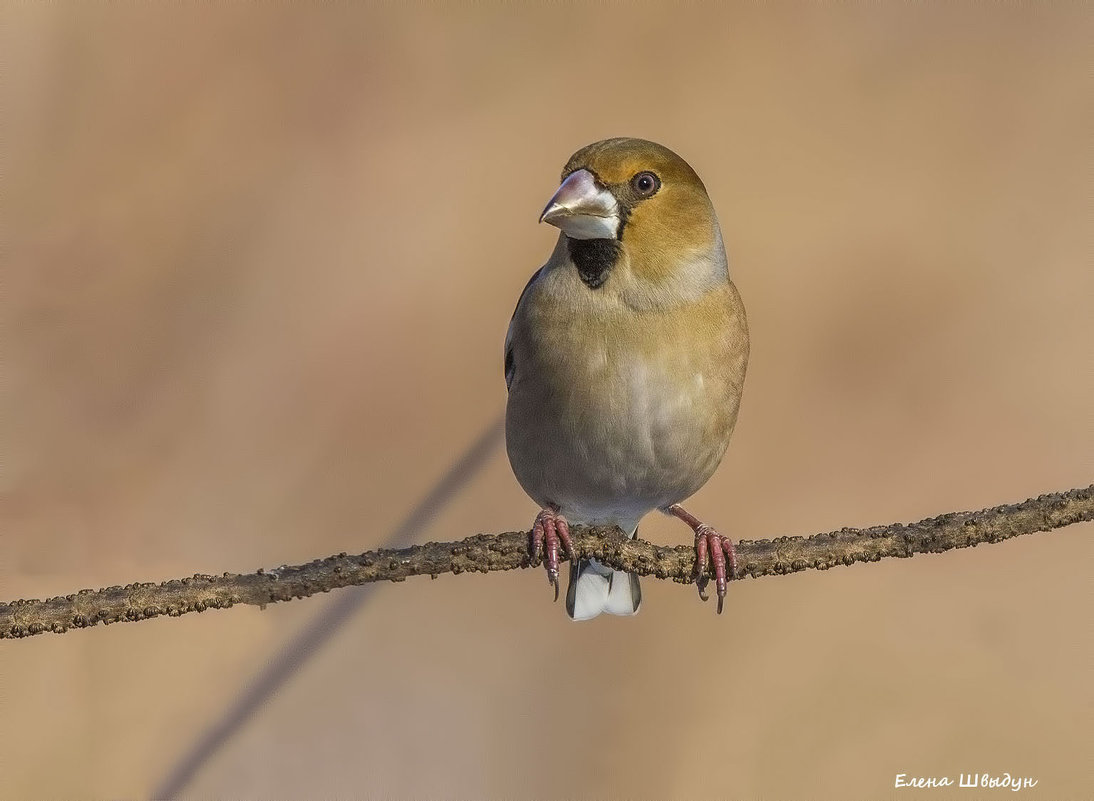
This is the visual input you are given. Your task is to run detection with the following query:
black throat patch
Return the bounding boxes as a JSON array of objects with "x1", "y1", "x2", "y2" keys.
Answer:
[{"x1": 567, "y1": 238, "x2": 621, "y2": 290}]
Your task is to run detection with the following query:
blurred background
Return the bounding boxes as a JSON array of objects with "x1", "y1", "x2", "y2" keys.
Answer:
[{"x1": 3, "y1": 4, "x2": 1091, "y2": 799}]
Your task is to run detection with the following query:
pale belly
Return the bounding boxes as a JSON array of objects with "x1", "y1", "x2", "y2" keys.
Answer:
[{"x1": 505, "y1": 338, "x2": 739, "y2": 525}]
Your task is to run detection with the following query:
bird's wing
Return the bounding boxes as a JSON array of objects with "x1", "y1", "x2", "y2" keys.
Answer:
[{"x1": 504, "y1": 266, "x2": 543, "y2": 391}]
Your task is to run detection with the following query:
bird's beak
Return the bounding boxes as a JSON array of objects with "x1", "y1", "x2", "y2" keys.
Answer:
[{"x1": 539, "y1": 169, "x2": 620, "y2": 240}]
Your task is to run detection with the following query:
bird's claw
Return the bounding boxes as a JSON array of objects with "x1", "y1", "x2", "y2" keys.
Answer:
[
  {"x1": 692, "y1": 523, "x2": 737, "y2": 614},
  {"x1": 696, "y1": 574, "x2": 711, "y2": 603},
  {"x1": 530, "y1": 508, "x2": 573, "y2": 601}
]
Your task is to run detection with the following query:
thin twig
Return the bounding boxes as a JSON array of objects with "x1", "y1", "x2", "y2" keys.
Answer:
[{"x1": 2, "y1": 486, "x2": 1090, "y2": 639}]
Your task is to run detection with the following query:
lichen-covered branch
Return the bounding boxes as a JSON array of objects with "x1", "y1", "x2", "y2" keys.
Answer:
[{"x1": 2, "y1": 486, "x2": 1090, "y2": 639}]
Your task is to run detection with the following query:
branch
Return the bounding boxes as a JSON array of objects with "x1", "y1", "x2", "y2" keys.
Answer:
[{"x1": 3, "y1": 486, "x2": 1090, "y2": 639}]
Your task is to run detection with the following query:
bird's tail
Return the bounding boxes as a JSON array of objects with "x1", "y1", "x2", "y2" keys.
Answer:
[{"x1": 565, "y1": 557, "x2": 642, "y2": 621}]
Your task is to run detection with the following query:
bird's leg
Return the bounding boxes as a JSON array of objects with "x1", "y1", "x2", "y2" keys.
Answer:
[
  {"x1": 666, "y1": 504, "x2": 738, "y2": 614},
  {"x1": 529, "y1": 506, "x2": 573, "y2": 602}
]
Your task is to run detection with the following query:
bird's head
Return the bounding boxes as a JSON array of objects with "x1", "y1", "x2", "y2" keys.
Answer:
[{"x1": 539, "y1": 138, "x2": 726, "y2": 299}]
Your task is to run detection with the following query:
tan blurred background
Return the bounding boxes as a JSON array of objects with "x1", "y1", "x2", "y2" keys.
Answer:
[{"x1": 3, "y1": 4, "x2": 1092, "y2": 799}]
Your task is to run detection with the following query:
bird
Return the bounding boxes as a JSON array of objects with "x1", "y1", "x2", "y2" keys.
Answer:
[{"x1": 504, "y1": 137, "x2": 749, "y2": 620}]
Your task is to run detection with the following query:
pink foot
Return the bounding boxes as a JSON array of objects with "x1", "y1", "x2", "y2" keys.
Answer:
[
  {"x1": 668, "y1": 505, "x2": 738, "y2": 614},
  {"x1": 530, "y1": 507, "x2": 574, "y2": 601}
]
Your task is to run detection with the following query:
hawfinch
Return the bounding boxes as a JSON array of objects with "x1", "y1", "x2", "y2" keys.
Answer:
[{"x1": 504, "y1": 138, "x2": 749, "y2": 620}]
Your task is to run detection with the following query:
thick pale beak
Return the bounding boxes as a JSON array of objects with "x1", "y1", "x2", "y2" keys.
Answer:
[{"x1": 539, "y1": 169, "x2": 620, "y2": 240}]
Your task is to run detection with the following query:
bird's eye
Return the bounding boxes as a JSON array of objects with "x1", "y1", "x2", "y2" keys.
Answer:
[{"x1": 631, "y1": 171, "x2": 661, "y2": 197}]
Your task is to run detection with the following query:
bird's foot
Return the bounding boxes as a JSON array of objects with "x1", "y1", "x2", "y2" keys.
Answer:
[
  {"x1": 530, "y1": 507, "x2": 573, "y2": 601},
  {"x1": 667, "y1": 505, "x2": 738, "y2": 614},
  {"x1": 692, "y1": 524, "x2": 738, "y2": 613}
]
